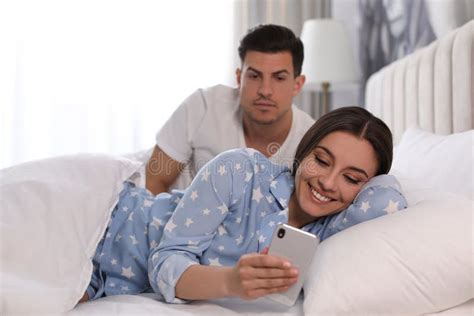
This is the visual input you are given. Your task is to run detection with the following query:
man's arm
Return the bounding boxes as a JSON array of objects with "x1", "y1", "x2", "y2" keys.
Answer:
[{"x1": 145, "y1": 145, "x2": 185, "y2": 195}]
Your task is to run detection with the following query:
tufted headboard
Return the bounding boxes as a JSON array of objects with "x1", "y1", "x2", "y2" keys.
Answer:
[{"x1": 365, "y1": 20, "x2": 474, "y2": 144}]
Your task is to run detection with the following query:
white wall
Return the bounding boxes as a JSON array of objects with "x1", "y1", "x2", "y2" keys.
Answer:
[{"x1": 0, "y1": 0, "x2": 235, "y2": 168}]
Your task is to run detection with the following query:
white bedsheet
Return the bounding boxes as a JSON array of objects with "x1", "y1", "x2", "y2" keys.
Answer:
[{"x1": 67, "y1": 293, "x2": 304, "y2": 316}]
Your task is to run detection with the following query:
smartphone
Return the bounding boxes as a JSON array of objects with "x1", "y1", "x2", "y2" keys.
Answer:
[{"x1": 266, "y1": 224, "x2": 319, "y2": 306}]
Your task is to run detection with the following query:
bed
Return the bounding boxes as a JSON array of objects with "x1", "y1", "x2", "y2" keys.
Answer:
[{"x1": 1, "y1": 21, "x2": 473, "y2": 315}]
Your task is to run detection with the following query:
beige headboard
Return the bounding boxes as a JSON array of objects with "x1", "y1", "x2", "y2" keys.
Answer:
[{"x1": 365, "y1": 20, "x2": 474, "y2": 144}]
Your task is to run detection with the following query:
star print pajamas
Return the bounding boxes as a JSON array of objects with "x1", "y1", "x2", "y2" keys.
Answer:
[{"x1": 86, "y1": 149, "x2": 407, "y2": 302}]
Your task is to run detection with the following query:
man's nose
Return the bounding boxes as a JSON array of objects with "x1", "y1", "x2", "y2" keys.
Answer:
[{"x1": 258, "y1": 77, "x2": 273, "y2": 97}]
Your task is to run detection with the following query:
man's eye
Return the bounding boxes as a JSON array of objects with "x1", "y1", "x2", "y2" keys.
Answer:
[{"x1": 277, "y1": 76, "x2": 286, "y2": 81}]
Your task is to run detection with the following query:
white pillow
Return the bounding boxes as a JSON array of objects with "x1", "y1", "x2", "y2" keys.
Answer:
[
  {"x1": 0, "y1": 154, "x2": 141, "y2": 314},
  {"x1": 303, "y1": 182, "x2": 473, "y2": 315},
  {"x1": 391, "y1": 127, "x2": 473, "y2": 200}
]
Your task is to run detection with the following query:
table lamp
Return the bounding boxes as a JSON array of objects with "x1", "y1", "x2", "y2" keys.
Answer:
[{"x1": 300, "y1": 19, "x2": 358, "y2": 115}]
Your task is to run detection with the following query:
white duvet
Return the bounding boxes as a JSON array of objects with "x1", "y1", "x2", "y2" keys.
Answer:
[{"x1": 1, "y1": 128, "x2": 473, "y2": 315}]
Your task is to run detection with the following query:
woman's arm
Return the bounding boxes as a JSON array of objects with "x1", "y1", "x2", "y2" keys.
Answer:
[
  {"x1": 310, "y1": 174, "x2": 408, "y2": 241},
  {"x1": 175, "y1": 249, "x2": 298, "y2": 301}
]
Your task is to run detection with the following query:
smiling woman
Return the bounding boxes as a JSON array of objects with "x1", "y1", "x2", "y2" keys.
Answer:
[
  {"x1": 75, "y1": 106, "x2": 407, "y2": 304},
  {"x1": 0, "y1": 0, "x2": 234, "y2": 169}
]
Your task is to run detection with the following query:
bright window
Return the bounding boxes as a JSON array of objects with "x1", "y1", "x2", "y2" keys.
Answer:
[{"x1": 0, "y1": 0, "x2": 235, "y2": 168}]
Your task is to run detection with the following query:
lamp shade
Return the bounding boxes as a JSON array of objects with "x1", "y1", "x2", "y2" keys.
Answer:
[{"x1": 301, "y1": 19, "x2": 358, "y2": 86}]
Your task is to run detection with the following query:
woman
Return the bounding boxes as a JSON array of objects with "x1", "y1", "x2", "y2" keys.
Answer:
[{"x1": 80, "y1": 106, "x2": 407, "y2": 304}]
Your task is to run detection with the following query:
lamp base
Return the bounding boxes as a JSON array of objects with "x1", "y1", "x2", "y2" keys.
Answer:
[{"x1": 321, "y1": 82, "x2": 331, "y2": 115}]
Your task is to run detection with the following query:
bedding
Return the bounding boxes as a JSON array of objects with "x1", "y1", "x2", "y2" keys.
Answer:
[
  {"x1": 0, "y1": 154, "x2": 142, "y2": 314},
  {"x1": 2, "y1": 128, "x2": 472, "y2": 315},
  {"x1": 391, "y1": 127, "x2": 473, "y2": 200}
]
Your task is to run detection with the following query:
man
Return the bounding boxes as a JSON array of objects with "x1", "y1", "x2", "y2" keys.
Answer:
[{"x1": 146, "y1": 24, "x2": 315, "y2": 195}]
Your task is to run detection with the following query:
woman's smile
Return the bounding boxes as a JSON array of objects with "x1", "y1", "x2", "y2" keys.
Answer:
[{"x1": 307, "y1": 183, "x2": 333, "y2": 204}]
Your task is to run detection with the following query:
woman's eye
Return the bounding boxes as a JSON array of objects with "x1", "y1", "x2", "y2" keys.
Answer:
[
  {"x1": 344, "y1": 175, "x2": 360, "y2": 185},
  {"x1": 315, "y1": 157, "x2": 329, "y2": 166}
]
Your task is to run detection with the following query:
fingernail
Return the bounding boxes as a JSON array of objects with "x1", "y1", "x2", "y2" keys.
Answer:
[
  {"x1": 283, "y1": 261, "x2": 291, "y2": 268},
  {"x1": 290, "y1": 268, "x2": 299, "y2": 275}
]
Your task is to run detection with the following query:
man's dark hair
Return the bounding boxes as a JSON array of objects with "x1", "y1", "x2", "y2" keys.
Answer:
[{"x1": 238, "y1": 24, "x2": 304, "y2": 77}]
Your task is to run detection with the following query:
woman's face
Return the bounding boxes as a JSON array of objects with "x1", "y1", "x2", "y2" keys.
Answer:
[{"x1": 292, "y1": 131, "x2": 378, "y2": 221}]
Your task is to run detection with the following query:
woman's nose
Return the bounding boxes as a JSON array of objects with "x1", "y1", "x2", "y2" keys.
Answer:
[{"x1": 318, "y1": 172, "x2": 337, "y2": 192}]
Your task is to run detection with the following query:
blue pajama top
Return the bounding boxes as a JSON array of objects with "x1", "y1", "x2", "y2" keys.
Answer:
[{"x1": 87, "y1": 148, "x2": 408, "y2": 303}]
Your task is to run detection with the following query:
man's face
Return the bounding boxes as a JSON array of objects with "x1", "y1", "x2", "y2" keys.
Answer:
[{"x1": 236, "y1": 51, "x2": 305, "y2": 125}]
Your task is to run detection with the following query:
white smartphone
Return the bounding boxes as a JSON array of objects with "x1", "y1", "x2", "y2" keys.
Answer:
[{"x1": 266, "y1": 224, "x2": 319, "y2": 306}]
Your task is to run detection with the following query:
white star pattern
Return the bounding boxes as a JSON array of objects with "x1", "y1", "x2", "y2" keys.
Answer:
[
  {"x1": 165, "y1": 219, "x2": 177, "y2": 232},
  {"x1": 254, "y1": 165, "x2": 259, "y2": 173},
  {"x1": 122, "y1": 206, "x2": 128, "y2": 212},
  {"x1": 360, "y1": 201, "x2": 371, "y2": 213},
  {"x1": 218, "y1": 204, "x2": 228, "y2": 215},
  {"x1": 218, "y1": 165, "x2": 227, "y2": 176},
  {"x1": 109, "y1": 282, "x2": 116, "y2": 287},
  {"x1": 384, "y1": 200, "x2": 400, "y2": 214},
  {"x1": 128, "y1": 212, "x2": 134, "y2": 221},
  {"x1": 187, "y1": 240, "x2": 199, "y2": 249},
  {"x1": 115, "y1": 234, "x2": 122, "y2": 242},
  {"x1": 252, "y1": 187, "x2": 263, "y2": 203},
  {"x1": 185, "y1": 218, "x2": 194, "y2": 227},
  {"x1": 150, "y1": 240, "x2": 158, "y2": 249},
  {"x1": 121, "y1": 266, "x2": 135, "y2": 279},
  {"x1": 190, "y1": 190, "x2": 199, "y2": 201},
  {"x1": 129, "y1": 235, "x2": 139, "y2": 245},
  {"x1": 258, "y1": 235, "x2": 266, "y2": 243},
  {"x1": 150, "y1": 217, "x2": 163, "y2": 230},
  {"x1": 218, "y1": 225, "x2": 227, "y2": 236},
  {"x1": 208, "y1": 257, "x2": 222, "y2": 266},
  {"x1": 260, "y1": 211, "x2": 266, "y2": 217},
  {"x1": 246, "y1": 148, "x2": 257, "y2": 155},
  {"x1": 143, "y1": 199, "x2": 153, "y2": 208},
  {"x1": 235, "y1": 217, "x2": 242, "y2": 223},
  {"x1": 268, "y1": 221, "x2": 275, "y2": 227},
  {"x1": 235, "y1": 235, "x2": 243, "y2": 245},
  {"x1": 111, "y1": 259, "x2": 117, "y2": 265},
  {"x1": 202, "y1": 208, "x2": 211, "y2": 215},
  {"x1": 218, "y1": 245, "x2": 225, "y2": 251},
  {"x1": 174, "y1": 196, "x2": 181, "y2": 204},
  {"x1": 266, "y1": 195, "x2": 274, "y2": 203},
  {"x1": 106, "y1": 232, "x2": 111, "y2": 238},
  {"x1": 270, "y1": 180, "x2": 277, "y2": 188},
  {"x1": 235, "y1": 163, "x2": 241, "y2": 170},
  {"x1": 201, "y1": 168, "x2": 211, "y2": 181},
  {"x1": 245, "y1": 172, "x2": 253, "y2": 182},
  {"x1": 121, "y1": 286, "x2": 129, "y2": 291}
]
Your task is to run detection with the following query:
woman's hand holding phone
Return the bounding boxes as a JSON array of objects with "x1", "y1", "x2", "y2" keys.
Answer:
[{"x1": 225, "y1": 250, "x2": 299, "y2": 300}]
